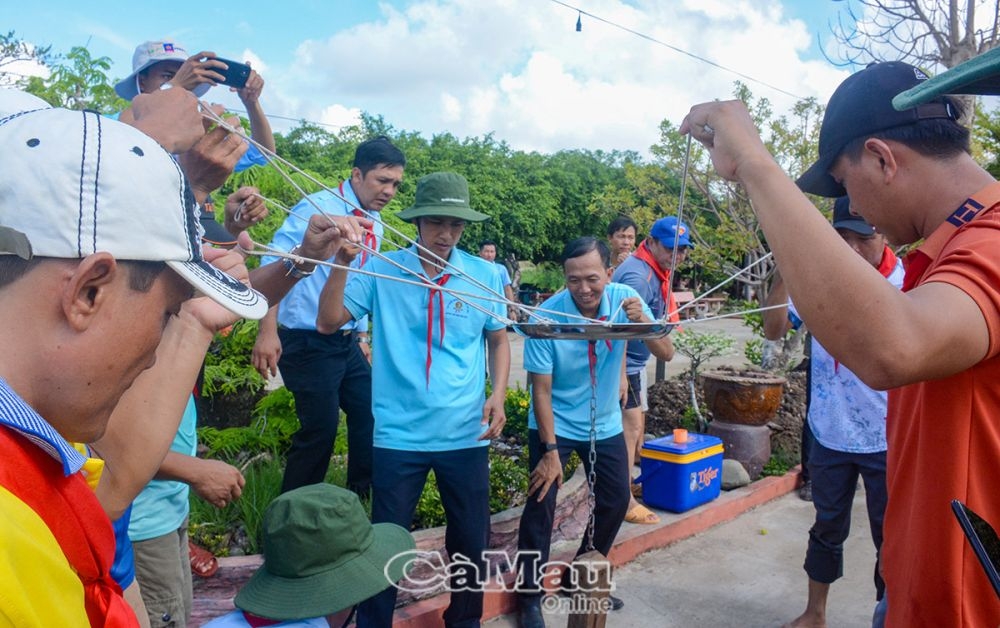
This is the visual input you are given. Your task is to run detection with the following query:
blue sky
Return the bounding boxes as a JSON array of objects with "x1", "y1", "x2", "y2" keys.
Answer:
[{"x1": 6, "y1": 1, "x2": 856, "y2": 154}]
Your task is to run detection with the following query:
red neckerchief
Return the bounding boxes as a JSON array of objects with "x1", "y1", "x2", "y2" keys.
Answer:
[
  {"x1": 633, "y1": 241, "x2": 681, "y2": 323},
  {"x1": 587, "y1": 316, "x2": 611, "y2": 387},
  {"x1": 877, "y1": 246, "x2": 899, "y2": 279},
  {"x1": 426, "y1": 274, "x2": 452, "y2": 387},
  {"x1": 340, "y1": 181, "x2": 377, "y2": 267},
  {"x1": 0, "y1": 427, "x2": 136, "y2": 627},
  {"x1": 903, "y1": 181, "x2": 1000, "y2": 292},
  {"x1": 241, "y1": 611, "x2": 284, "y2": 627}
]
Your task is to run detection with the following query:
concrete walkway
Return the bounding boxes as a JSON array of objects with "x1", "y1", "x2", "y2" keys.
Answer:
[{"x1": 486, "y1": 488, "x2": 880, "y2": 628}]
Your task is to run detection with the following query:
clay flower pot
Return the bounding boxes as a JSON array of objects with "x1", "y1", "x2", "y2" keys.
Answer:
[{"x1": 700, "y1": 369, "x2": 787, "y2": 426}]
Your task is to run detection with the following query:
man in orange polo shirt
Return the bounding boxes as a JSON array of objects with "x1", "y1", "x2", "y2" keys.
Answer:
[{"x1": 682, "y1": 61, "x2": 1000, "y2": 626}]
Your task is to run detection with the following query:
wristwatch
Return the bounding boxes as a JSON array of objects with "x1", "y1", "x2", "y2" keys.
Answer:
[
  {"x1": 282, "y1": 244, "x2": 316, "y2": 279},
  {"x1": 542, "y1": 442, "x2": 558, "y2": 453},
  {"x1": 357, "y1": 336, "x2": 370, "y2": 345}
]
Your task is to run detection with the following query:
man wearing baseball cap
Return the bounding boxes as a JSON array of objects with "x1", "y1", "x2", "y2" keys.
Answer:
[
  {"x1": 0, "y1": 106, "x2": 266, "y2": 625},
  {"x1": 682, "y1": 59, "x2": 1000, "y2": 625},
  {"x1": 611, "y1": 216, "x2": 682, "y2": 525},
  {"x1": 0, "y1": 104, "x2": 363, "y2": 625},
  {"x1": 317, "y1": 172, "x2": 510, "y2": 627}
]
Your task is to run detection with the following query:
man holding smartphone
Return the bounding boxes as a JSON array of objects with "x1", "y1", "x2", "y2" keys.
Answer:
[{"x1": 115, "y1": 39, "x2": 275, "y2": 176}]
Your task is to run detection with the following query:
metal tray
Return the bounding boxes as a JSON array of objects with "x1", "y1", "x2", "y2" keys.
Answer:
[{"x1": 513, "y1": 322, "x2": 674, "y2": 340}]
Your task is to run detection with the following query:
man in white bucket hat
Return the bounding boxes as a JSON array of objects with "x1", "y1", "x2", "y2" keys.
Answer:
[{"x1": 116, "y1": 39, "x2": 275, "y2": 188}]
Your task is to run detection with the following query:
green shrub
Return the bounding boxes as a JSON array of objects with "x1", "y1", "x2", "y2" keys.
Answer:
[
  {"x1": 760, "y1": 447, "x2": 797, "y2": 478},
  {"x1": 233, "y1": 456, "x2": 285, "y2": 554},
  {"x1": 744, "y1": 337, "x2": 763, "y2": 366},
  {"x1": 201, "y1": 319, "x2": 265, "y2": 398},
  {"x1": 519, "y1": 262, "x2": 565, "y2": 293},
  {"x1": 414, "y1": 470, "x2": 446, "y2": 529},
  {"x1": 503, "y1": 385, "x2": 531, "y2": 441},
  {"x1": 412, "y1": 451, "x2": 531, "y2": 531},
  {"x1": 488, "y1": 453, "x2": 529, "y2": 513},
  {"x1": 563, "y1": 451, "x2": 581, "y2": 482},
  {"x1": 197, "y1": 387, "x2": 301, "y2": 460},
  {"x1": 188, "y1": 455, "x2": 284, "y2": 556},
  {"x1": 680, "y1": 406, "x2": 699, "y2": 432}
]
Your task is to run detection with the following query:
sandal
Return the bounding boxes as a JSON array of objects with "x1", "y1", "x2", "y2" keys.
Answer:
[
  {"x1": 188, "y1": 540, "x2": 219, "y2": 578},
  {"x1": 624, "y1": 504, "x2": 660, "y2": 525}
]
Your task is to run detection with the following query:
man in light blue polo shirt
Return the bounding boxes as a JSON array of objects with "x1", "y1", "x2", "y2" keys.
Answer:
[
  {"x1": 515, "y1": 237, "x2": 673, "y2": 628},
  {"x1": 479, "y1": 240, "x2": 517, "y2": 321},
  {"x1": 257, "y1": 136, "x2": 405, "y2": 496},
  {"x1": 317, "y1": 171, "x2": 511, "y2": 628}
]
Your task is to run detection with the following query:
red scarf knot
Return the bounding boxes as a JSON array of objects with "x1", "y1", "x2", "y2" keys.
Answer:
[{"x1": 633, "y1": 241, "x2": 681, "y2": 324}]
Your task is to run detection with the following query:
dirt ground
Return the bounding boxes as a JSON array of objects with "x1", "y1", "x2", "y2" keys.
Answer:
[{"x1": 645, "y1": 367, "x2": 808, "y2": 461}]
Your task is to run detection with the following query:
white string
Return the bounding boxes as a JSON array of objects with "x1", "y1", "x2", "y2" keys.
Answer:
[
  {"x1": 675, "y1": 302, "x2": 787, "y2": 325},
  {"x1": 664, "y1": 134, "x2": 693, "y2": 314},
  {"x1": 206, "y1": 105, "x2": 781, "y2": 332},
  {"x1": 670, "y1": 252, "x2": 774, "y2": 318},
  {"x1": 245, "y1": 243, "x2": 516, "y2": 324},
  {"x1": 247, "y1": 191, "x2": 620, "y2": 327},
  {"x1": 200, "y1": 106, "x2": 516, "y2": 311}
]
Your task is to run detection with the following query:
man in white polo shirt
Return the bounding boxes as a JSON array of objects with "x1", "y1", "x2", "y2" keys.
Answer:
[{"x1": 763, "y1": 197, "x2": 903, "y2": 627}]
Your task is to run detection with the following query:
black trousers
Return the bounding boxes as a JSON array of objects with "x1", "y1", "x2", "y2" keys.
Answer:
[
  {"x1": 516, "y1": 429, "x2": 630, "y2": 596},
  {"x1": 357, "y1": 446, "x2": 491, "y2": 628},
  {"x1": 801, "y1": 360, "x2": 814, "y2": 482},
  {"x1": 804, "y1": 439, "x2": 887, "y2": 600},
  {"x1": 277, "y1": 328, "x2": 373, "y2": 495},
  {"x1": 801, "y1": 419, "x2": 815, "y2": 483}
]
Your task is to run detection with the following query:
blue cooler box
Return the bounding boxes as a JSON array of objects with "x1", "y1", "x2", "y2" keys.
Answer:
[{"x1": 637, "y1": 433, "x2": 724, "y2": 513}]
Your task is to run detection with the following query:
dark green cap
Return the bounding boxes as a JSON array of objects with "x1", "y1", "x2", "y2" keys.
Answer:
[
  {"x1": 234, "y1": 483, "x2": 415, "y2": 620},
  {"x1": 396, "y1": 171, "x2": 490, "y2": 223}
]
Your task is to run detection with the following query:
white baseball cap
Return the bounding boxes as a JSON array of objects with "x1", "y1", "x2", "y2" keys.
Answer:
[
  {"x1": 114, "y1": 40, "x2": 212, "y2": 101},
  {"x1": 0, "y1": 88, "x2": 50, "y2": 118},
  {"x1": 0, "y1": 107, "x2": 267, "y2": 319}
]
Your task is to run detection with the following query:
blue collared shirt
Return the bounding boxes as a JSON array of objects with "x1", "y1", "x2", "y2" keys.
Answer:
[
  {"x1": 262, "y1": 182, "x2": 384, "y2": 332},
  {"x1": 343, "y1": 245, "x2": 506, "y2": 451},
  {"x1": 524, "y1": 283, "x2": 652, "y2": 441},
  {"x1": 495, "y1": 262, "x2": 512, "y2": 287},
  {"x1": 612, "y1": 256, "x2": 664, "y2": 374},
  {"x1": 0, "y1": 377, "x2": 86, "y2": 476}
]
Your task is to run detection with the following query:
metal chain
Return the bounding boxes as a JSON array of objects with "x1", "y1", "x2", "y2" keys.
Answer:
[{"x1": 585, "y1": 340, "x2": 599, "y2": 552}]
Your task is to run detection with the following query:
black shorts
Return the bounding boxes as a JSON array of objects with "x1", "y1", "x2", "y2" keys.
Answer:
[{"x1": 625, "y1": 371, "x2": 643, "y2": 410}]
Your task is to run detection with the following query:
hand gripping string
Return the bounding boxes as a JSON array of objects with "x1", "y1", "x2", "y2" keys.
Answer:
[
  {"x1": 245, "y1": 192, "x2": 616, "y2": 327},
  {"x1": 209, "y1": 107, "x2": 785, "y2": 332},
  {"x1": 200, "y1": 105, "x2": 523, "y2": 318}
]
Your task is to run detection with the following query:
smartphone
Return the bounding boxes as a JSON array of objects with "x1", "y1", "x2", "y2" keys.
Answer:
[
  {"x1": 951, "y1": 499, "x2": 1000, "y2": 598},
  {"x1": 212, "y1": 57, "x2": 251, "y2": 89}
]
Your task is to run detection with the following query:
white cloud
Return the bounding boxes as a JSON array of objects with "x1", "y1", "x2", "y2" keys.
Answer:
[
  {"x1": 260, "y1": 0, "x2": 850, "y2": 155},
  {"x1": 319, "y1": 103, "x2": 362, "y2": 129},
  {"x1": 239, "y1": 49, "x2": 267, "y2": 75}
]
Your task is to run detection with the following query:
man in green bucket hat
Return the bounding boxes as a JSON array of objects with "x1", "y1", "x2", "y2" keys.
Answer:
[
  {"x1": 202, "y1": 483, "x2": 415, "y2": 627},
  {"x1": 317, "y1": 171, "x2": 511, "y2": 627}
]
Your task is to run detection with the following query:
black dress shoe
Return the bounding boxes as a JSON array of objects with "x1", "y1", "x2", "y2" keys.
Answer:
[
  {"x1": 609, "y1": 595, "x2": 624, "y2": 611},
  {"x1": 518, "y1": 595, "x2": 545, "y2": 628},
  {"x1": 798, "y1": 480, "x2": 813, "y2": 502}
]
